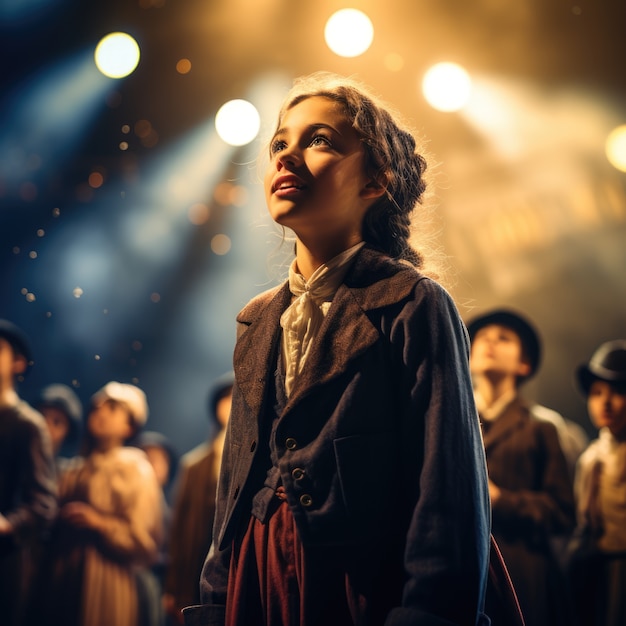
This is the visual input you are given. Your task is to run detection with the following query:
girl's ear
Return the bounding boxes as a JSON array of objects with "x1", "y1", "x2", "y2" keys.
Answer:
[{"x1": 360, "y1": 173, "x2": 388, "y2": 200}]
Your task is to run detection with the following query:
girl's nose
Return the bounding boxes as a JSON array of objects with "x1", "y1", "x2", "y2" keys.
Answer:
[{"x1": 276, "y1": 146, "x2": 299, "y2": 170}]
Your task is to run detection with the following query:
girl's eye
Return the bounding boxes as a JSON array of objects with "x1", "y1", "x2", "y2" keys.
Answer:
[
  {"x1": 310, "y1": 134, "x2": 331, "y2": 147},
  {"x1": 269, "y1": 134, "x2": 332, "y2": 156},
  {"x1": 270, "y1": 139, "x2": 286, "y2": 155}
]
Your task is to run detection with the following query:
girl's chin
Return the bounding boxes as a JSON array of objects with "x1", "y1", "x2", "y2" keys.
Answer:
[{"x1": 268, "y1": 207, "x2": 302, "y2": 228}]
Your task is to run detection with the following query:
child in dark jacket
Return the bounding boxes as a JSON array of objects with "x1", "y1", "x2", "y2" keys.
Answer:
[
  {"x1": 183, "y1": 72, "x2": 491, "y2": 626},
  {"x1": 0, "y1": 319, "x2": 57, "y2": 626}
]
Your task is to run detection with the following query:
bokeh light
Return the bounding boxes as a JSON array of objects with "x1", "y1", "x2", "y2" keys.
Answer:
[
  {"x1": 214, "y1": 99, "x2": 260, "y2": 146},
  {"x1": 605, "y1": 124, "x2": 626, "y2": 172},
  {"x1": 210, "y1": 233, "x2": 232, "y2": 255},
  {"x1": 94, "y1": 32, "x2": 141, "y2": 79},
  {"x1": 422, "y1": 62, "x2": 472, "y2": 112},
  {"x1": 176, "y1": 58, "x2": 192, "y2": 74},
  {"x1": 324, "y1": 9, "x2": 374, "y2": 58}
]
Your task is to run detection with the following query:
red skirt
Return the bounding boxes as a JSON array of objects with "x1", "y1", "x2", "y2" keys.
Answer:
[{"x1": 225, "y1": 499, "x2": 362, "y2": 626}]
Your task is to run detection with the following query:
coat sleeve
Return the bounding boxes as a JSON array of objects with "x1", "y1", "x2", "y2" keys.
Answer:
[
  {"x1": 182, "y1": 540, "x2": 230, "y2": 626},
  {"x1": 384, "y1": 279, "x2": 491, "y2": 626},
  {"x1": 5, "y1": 405, "x2": 58, "y2": 541}
]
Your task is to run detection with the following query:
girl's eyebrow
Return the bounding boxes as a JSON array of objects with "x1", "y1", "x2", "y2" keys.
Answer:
[{"x1": 272, "y1": 122, "x2": 341, "y2": 139}]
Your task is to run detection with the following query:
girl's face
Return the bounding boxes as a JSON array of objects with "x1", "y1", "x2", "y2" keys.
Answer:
[
  {"x1": 470, "y1": 324, "x2": 531, "y2": 382},
  {"x1": 587, "y1": 379, "x2": 626, "y2": 438},
  {"x1": 264, "y1": 96, "x2": 383, "y2": 247},
  {"x1": 88, "y1": 399, "x2": 133, "y2": 445}
]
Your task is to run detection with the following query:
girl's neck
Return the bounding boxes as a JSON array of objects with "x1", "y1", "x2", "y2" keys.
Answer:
[{"x1": 295, "y1": 234, "x2": 363, "y2": 280}]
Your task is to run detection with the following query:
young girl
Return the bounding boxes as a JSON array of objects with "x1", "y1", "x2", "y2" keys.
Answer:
[
  {"x1": 569, "y1": 340, "x2": 626, "y2": 626},
  {"x1": 184, "y1": 72, "x2": 491, "y2": 626},
  {"x1": 38, "y1": 382, "x2": 163, "y2": 626}
]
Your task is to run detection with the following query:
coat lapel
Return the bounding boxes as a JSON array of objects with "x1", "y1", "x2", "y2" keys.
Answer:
[
  {"x1": 286, "y1": 247, "x2": 422, "y2": 410},
  {"x1": 482, "y1": 398, "x2": 527, "y2": 453},
  {"x1": 233, "y1": 282, "x2": 291, "y2": 417},
  {"x1": 284, "y1": 285, "x2": 378, "y2": 410}
]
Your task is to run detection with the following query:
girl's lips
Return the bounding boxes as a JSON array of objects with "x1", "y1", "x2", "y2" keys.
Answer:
[
  {"x1": 272, "y1": 174, "x2": 306, "y2": 194},
  {"x1": 274, "y1": 185, "x2": 305, "y2": 198}
]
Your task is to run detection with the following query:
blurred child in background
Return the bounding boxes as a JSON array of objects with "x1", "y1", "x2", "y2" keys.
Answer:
[{"x1": 38, "y1": 381, "x2": 163, "y2": 626}]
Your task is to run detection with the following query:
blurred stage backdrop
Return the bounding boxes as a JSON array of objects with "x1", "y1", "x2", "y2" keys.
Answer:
[{"x1": 1, "y1": 0, "x2": 625, "y2": 456}]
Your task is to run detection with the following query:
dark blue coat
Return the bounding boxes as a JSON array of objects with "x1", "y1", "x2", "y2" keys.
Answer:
[{"x1": 185, "y1": 246, "x2": 491, "y2": 626}]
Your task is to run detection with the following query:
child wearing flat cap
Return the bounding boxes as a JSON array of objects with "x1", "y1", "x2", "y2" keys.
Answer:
[
  {"x1": 35, "y1": 381, "x2": 163, "y2": 626},
  {"x1": 568, "y1": 340, "x2": 626, "y2": 626},
  {"x1": 0, "y1": 319, "x2": 57, "y2": 626}
]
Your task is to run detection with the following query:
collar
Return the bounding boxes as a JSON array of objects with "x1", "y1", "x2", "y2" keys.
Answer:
[
  {"x1": 475, "y1": 389, "x2": 517, "y2": 422},
  {"x1": 289, "y1": 241, "x2": 365, "y2": 301}
]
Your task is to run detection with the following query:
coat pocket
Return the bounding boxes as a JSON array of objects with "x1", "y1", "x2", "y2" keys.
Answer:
[{"x1": 333, "y1": 430, "x2": 396, "y2": 538}]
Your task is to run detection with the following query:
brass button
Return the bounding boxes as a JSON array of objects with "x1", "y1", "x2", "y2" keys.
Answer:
[
  {"x1": 292, "y1": 467, "x2": 305, "y2": 480},
  {"x1": 299, "y1": 494, "x2": 313, "y2": 507},
  {"x1": 285, "y1": 437, "x2": 297, "y2": 450}
]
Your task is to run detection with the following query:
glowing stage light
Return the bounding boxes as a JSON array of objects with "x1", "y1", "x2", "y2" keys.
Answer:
[
  {"x1": 94, "y1": 32, "x2": 140, "y2": 79},
  {"x1": 422, "y1": 62, "x2": 472, "y2": 112},
  {"x1": 215, "y1": 99, "x2": 260, "y2": 146},
  {"x1": 324, "y1": 9, "x2": 374, "y2": 58},
  {"x1": 605, "y1": 124, "x2": 626, "y2": 172}
]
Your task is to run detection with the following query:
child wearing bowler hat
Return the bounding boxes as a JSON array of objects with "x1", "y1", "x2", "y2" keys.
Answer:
[
  {"x1": 568, "y1": 340, "x2": 626, "y2": 626},
  {"x1": 467, "y1": 308, "x2": 576, "y2": 626},
  {"x1": 0, "y1": 319, "x2": 57, "y2": 626},
  {"x1": 36, "y1": 381, "x2": 163, "y2": 626}
]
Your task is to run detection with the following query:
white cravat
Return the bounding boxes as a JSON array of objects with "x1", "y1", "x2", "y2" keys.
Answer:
[{"x1": 280, "y1": 242, "x2": 364, "y2": 397}]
